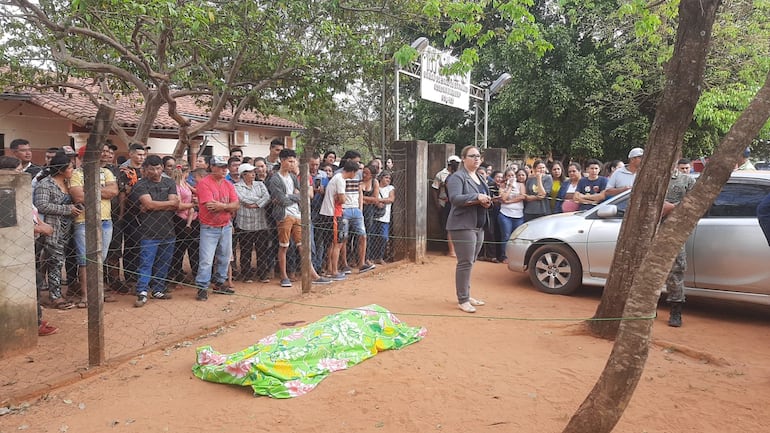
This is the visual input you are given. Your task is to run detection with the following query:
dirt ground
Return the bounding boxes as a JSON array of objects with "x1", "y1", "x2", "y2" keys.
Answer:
[{"x1": 1, "y1": 253, "x2": 769, "y2": 433}]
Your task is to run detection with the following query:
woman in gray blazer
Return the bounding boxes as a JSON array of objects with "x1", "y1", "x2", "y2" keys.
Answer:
[{"x1": 445, "y1": 145, "x2": 493, "y2": 313}]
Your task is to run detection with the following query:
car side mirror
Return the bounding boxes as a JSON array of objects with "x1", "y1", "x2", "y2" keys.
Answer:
[{"x1": 596, "y1": 205, "x2": 618, "y2": 218}]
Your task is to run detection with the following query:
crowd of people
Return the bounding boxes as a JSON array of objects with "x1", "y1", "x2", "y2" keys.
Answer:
[
  {"x1": 432, "y1": 149, "x2": 644, "y2": 267},
  {"x1": 3, "y1": 137, "x2": 397, "y2": 336}
]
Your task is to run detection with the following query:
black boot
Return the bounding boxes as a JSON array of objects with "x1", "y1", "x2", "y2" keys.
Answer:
[{"x1": 668, "y1": 302, "x2": 683, "y2": 327}]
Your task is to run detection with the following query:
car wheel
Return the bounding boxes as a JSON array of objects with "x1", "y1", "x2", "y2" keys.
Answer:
[{"x1": 527, "y1": 244, "x2": 582, "y2": 295}]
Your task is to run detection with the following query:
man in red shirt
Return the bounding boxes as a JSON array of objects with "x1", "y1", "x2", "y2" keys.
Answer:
[{"x1": 194, "y1": 155, "x2": 240, "y2": 300}]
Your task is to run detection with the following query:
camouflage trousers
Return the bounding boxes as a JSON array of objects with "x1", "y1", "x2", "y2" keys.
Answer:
[{"x1": 665, "y1": 246, "x2": 687, "y2": 303}]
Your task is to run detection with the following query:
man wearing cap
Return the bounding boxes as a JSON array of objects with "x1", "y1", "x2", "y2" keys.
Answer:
[
  {"x1": 194, "y1": 155, "x2": 239, "y2": 300},
  {"x1": 234, "y1": 162, "x2": 272, "y2": 282},
  {"x1": 601, "y1": 147, "x2": 644, "y2": 200},
  {"x1": 432, "y1": 155, "x2": 462, "y2": 257}
]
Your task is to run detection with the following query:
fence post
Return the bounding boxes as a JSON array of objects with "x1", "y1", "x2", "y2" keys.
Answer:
[
  {"x1": 392, "y1": 140, "x2": 427, "y2": 263},
  {"x1": 0, "y1": 172, "x2": 37, "y2": 358},
  {"x1": 84, "y1": 104, "x2": 115, "y2": 367},
  {"x1": 299, "y1": 128, "x2": 321, "y2": 293}
]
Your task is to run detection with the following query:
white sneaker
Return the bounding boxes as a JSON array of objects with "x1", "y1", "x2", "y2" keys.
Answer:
[
  {"x1": 469, "y1": 297, "x2": 485, "y2": 306},
  {"x1": 458, "y1": 302, "x2": 476, "y2": 313}
]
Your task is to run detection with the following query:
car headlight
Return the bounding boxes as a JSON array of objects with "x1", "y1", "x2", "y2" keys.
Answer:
[{"x1": 509, "y1": 223, "x2": 528, "y2": 240}]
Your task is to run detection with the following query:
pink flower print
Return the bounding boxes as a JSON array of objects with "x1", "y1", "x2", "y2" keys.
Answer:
[
  {"x1": 417, "y1": 327, "x2": 428, "y2": 338},
  {"x1": 225, "y1": 360, "x2": 252, "y2": 378},
  {"x1": 197, "y1": 350, "x2": 226, "y2": 366},
  {"x1": 359, "y1": 306, "x2": 378, "y2": 316},
  {"x1": 285, "y1": 380, "x2": 316, "y2": 397},
  {"x1": 388, "y1": 312, "x2": 402, "y2": 324},
  {"x1": 317, "y1": 358, "x2": 348, "y2": 372},
  {"x1": 259, "y1": 334, "x2": 277, "y2": 345},
  {"x1": 283, "y1": 331, "x2": 304, "y2": 342}
]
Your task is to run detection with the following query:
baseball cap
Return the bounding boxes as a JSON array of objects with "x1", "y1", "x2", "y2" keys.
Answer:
[
  {"x1": 61, "y1": 145, "x2": 77, "y2": 157},
  {"x1": 238, "y1": 163, "x2": 255, "y2": 175},
  {"x1": 628, "y1": 148, "x2": 644, "y2": 159},
  {"x1": 447, "y1": 155, "x2": 461, "y2": 163},
  {"x1": 210, "y1": 155, "x2": 228, "y2": 167}
]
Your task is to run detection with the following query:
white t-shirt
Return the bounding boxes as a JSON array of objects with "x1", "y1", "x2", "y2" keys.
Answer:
[
  {"x1": 279, "y1": 172, "x2": 301, "y2": 218},
  {"x1": 377, "y1": 185, "x2": 395, "y2": 223},
  {"x1": 500, "y1": 182, "x2": 524, "y2": 219},
  {"x1": 320, "y1": 173, "x2": 346, "y2": 217}
]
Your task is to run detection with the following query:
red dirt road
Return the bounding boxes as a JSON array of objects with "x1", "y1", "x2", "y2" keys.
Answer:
[{"x1": 1, "y1": 254, "x2": 769, "y2": 432}]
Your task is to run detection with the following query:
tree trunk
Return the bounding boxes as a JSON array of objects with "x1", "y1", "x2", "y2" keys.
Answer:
[
  {"x1": 588, "y1": 0, "x2": 721, "y2": 339},
  {"x1": 133, "y1": 90, "x2": 165, "y2": 145}
]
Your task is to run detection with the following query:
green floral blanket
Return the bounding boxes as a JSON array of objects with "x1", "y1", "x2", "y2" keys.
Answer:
[{"x1": 192, "y1": 304, "x2": 427, "y2": 398}]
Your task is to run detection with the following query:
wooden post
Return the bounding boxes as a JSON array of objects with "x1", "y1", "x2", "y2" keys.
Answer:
[
  {"x1": 392, "y1": 140, "x2": 427, "y2": 263},
  {"x1": 84, "y1": 104, "x2": 115, "y2": 367},
  {"x1": 299, "y1": 128, "x2": 321, "y2": 293}
]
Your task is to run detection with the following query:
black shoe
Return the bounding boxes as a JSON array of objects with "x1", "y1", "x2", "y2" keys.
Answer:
[
  {"x1": 151, "y1": 291, "x2": 172, "y2": 300},
  {"x1": 196, "y1": 289, "x2": 208, "y2": 301},
  {"x1": 668, "y1": 303, "x2": 683, "y2": 327},
  {"x1": 212, "y1": 283, "x2": 235, "y2": 295}
]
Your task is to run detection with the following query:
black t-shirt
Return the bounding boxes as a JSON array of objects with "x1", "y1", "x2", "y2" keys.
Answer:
[
  {"x1": 118, "y1": 164, "x2": 143, "y2": 219},
  {"x1": 129, "y1": 177, "x2": 177, "y2": 239}
]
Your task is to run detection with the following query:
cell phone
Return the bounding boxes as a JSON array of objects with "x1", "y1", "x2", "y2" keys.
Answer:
[
  {"x1": 314, "y1": 178, "x2": 321, "y2": 188},
  {"x1": 75, "y1": 203, "x2": 85, "y2": 211}
]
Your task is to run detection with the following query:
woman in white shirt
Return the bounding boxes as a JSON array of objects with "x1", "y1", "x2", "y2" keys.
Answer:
[
  {"x1": 497, "y1": 168, "x2": 527, "y2": 263},
  {"x1": 369, "y1": 171, "x2": 395, "y2": 264}
]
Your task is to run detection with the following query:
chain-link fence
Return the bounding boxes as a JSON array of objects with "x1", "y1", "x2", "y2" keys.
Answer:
[{"x1": 0, "y1": 146, "x2": 420, "y2": 404}]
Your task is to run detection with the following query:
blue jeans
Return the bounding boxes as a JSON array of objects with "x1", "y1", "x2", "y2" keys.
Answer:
[
  {"x1": 341, "y1": 207, "x2": 367, "y2": 237},
  {"x1": 196, "y1": 223, "x2": 233, "y2": 289},
  {"x1": 74, "y1": 221, "x2": 113, "y2": 266},
  {"x1": 367, "y1": 221, "x2": 389, "y2": 261},
  {"x1": 136, "y1": 238, "x2": 175, "y2": 295},
  {"x1": 497, "y1": 213, "x2": 524, "y2": 260}
]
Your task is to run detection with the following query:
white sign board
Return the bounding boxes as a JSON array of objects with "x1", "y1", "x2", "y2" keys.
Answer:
[{"x1": 420, "y1": 46, "x2": 471, "y2": 111}]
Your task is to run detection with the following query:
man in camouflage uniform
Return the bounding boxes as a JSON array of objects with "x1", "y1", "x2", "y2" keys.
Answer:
[{"x1": 661, "y1": 158, "x2": 696, "y2": 327}]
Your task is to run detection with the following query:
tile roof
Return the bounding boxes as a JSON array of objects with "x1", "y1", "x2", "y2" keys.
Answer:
[{"x1": 6, "y1": 85, "x2": 303, "y2": 133}]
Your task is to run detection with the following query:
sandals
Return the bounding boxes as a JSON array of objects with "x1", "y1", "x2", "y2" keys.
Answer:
[
  {"x1": 75, "y1": 301, "x2": 88, "y2": 309},
  {"x1": 51, "y1": 298, "x2": 75, "y2": 310}
]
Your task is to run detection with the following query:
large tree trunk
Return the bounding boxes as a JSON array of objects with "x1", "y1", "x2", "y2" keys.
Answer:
[
  {"x1": 564, "y1": 4, "x2": 770, "y2": 433},
  {"x1": 588, "y1": 0, "x2": 721, "y2": 339},
  {"x1": 133, "y1": 90, "x2": 165, "y2": 145}
]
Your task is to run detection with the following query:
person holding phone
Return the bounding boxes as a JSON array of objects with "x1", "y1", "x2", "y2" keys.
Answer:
[{"x1": 445, "y1": 146, "x2": 491, "y2": 313}]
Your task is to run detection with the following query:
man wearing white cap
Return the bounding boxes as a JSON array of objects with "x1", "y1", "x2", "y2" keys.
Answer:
[{"x1": 602, "y1": 147, "x2": 644, "y2": 199}]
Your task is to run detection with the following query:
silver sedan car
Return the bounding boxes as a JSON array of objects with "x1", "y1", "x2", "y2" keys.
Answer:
[{"x1": 506, "y1": 171, "x2": 770, "y2": 305}]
